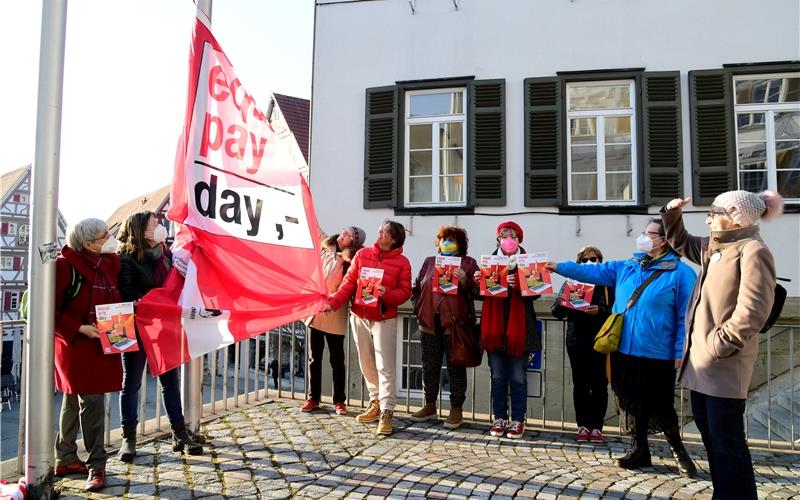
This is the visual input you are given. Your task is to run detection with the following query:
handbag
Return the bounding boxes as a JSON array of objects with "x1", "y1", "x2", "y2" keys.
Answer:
[
  {"x1": 450, "y1": 318, "x2": 482, "y2": 367},
  {"x1": 593, "y1": 269, "x2": 666, "y2": 354}
]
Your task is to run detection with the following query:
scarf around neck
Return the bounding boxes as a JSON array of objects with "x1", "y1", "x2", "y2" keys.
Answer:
[{"x1": 61, "y1": 245, "x2": 121, "y2": 323}]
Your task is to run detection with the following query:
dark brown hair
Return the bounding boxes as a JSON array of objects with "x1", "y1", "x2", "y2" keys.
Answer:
[
  {"x1": 382, "y1": 220, "x2": 406, "y2": 249},
  {"x1": 117, "y1": 211, "x2": 156, "y2": 262},
  {"x1": 646, "y1": 218, "x2": 674, "y2": 254},
  {"x1": 435, "y1": 225, "x2": 469, "y2": 256},
  {"x1": 576, "y1": 245, "x2": 603, "y2": 263}
]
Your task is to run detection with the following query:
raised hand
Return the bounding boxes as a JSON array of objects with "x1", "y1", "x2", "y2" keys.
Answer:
[{"x1": 666, "y1": 197, "x2": 692, "y2": 211}]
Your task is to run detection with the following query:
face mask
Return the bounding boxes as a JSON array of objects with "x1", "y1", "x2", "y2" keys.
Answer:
[
  {"x1": 635, "y1": 233, "x2": 653, "y2": 252},
  {"x1": 439, "y1": 239, "x2": 458, "y2": 255},
  {"x1": 152, "y1": 225, "x2": 168, "y2": 244},
  {"x1": 100, "y1": 237, "x2": 118, "y2": 254},
  {"x1": 499, "y1": 237, "x2": 518, "y2": 255}
]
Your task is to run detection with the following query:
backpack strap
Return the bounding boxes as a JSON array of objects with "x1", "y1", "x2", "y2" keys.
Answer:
[{"x1": 624, "y1": 269, "x2": 666, "y2": 312}]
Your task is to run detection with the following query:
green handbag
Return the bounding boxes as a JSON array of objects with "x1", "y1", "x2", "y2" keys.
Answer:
[{"x1": 593, "y1": 269, "x2": 666, "y2": 354}]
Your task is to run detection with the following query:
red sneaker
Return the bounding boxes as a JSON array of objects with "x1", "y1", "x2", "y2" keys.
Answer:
[
  {"x1": 84, "y1": 467, "x2": 105, "y2": 491},
  {"x1": 506, "y1": 420, "x2": 525, "y2": 439},
  {"x1": 55, "y1": 459, "x2": 88, "y2": 476},
  {"x1": 589, "y1": 429, "x2": 604, "y2": 443},
  {"x1": 489, "y1": 418, "x2": 507, "y2": 437},
  {"x1": 576, "y1": 426, "x2": 590, "y2": 443},
  {"x1": 300, "y1": 398, "x2": 320, "y2": 412},
  {"x1": 334, "y1": 402, "x2": 348, "y2": 415}
]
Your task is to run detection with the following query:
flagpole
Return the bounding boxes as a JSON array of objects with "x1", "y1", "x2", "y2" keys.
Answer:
[
  {"x1": 26, "y1": 1, "x2": 68, "y2": 498},
  {"x1": 181, "y1": 0, "x2": 213, "y2": 435}
]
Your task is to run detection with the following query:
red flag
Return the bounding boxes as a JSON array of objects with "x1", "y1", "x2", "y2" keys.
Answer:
[{"x1": 136, "y1": 15, "x2": 325, "y2": 376}]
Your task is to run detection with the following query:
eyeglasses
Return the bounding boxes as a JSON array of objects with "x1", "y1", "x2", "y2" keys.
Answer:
[
  {"x1": 708, "y1": 207, "x2": 730, "y2": 218},
  {"x1": 377, "y1": 226, "x2": 389, "y2": 235},
  {"x1": 642, "y1": 231, "x2": 664, "y2": 238},
  {"x1": 91, "y1": 231, "x2": 110, "y2": 242},
  {"x1": 580, "y1": 257, "x2": 598, "y2": 263}
]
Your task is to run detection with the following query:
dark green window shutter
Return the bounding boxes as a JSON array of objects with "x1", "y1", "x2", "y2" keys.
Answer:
[
  {"x1": 364, "y1": 86, "x2": 398, "y2": 208},
  {"x1": 689, "y1": 69, "x2": 735, "y2": 205},
  {"x1": 469, "y1": 79, "x2": 506, "y2": 206},
  {"x1": 524, "y1": 77, "x2": 562, "y2": 206},
  {"x1": 642, "y1": 72, "x2": 683, "y2": 205}
]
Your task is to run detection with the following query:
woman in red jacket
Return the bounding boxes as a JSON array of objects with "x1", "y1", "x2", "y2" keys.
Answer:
[
  {"x1": 322, "y1": 220, "x2": 412, "y2": 436},
  {"x1": 53, "y1": 218, "x2": 123, "y2": 492}
]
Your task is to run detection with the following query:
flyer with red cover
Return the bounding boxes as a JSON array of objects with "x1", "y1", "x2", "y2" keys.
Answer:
[
  {"x1": 355, "y1": 267, "x2": 384, "y2": 307},
  {"x1": 434, "y1": 255, "x2": 461, "y2": 295},
  {"x1": 479, "y1": 255, "x2": 509, "y2": 297},
  {"x1": 96, "y1": 302, "x2": 139, "y2": 354},
  {"x1": 518, "y1": 252, "x2": 553, "y2": 297},
  {"x1": 562, "y1": 279, "x2": 595, "y2": 310}
]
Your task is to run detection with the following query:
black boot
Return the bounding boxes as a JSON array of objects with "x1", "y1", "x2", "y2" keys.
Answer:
[
  {"x1": 171, "y1": 419, "x2": 203, "y2": 456},
  {"x1": 118, "y1": 425, "x2": 137, "y2": 463},
  {"x1": 664, "y1": 427, "x2": 697, "y2": 478},
  {"x1": 618, "y1": 432, "x2": 651, "y2": 469}
]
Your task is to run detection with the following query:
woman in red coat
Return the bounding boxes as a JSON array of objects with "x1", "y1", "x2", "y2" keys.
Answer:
[{"x1": 53, "y1": 218, "x2": 123, "y2": 492}]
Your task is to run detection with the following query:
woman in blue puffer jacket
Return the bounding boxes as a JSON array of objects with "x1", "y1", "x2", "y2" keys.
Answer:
[{"x1": 546, "y1": 218, "x2": 697, "y2": 478}]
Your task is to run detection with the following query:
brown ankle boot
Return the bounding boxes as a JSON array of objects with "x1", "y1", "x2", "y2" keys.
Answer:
[
  {"x1": 444, "y1": 407, "x2": 463, "y2": 429},
  {"x1": 410, "y1": 402, "x2": 438, "y2": 422},
  {"x1": 356, "y1": 400, "x2": 381, "y2": 423}
]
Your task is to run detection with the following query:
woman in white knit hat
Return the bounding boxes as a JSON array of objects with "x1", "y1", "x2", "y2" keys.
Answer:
[{"x1": 661, "y1": 190, "x2": 784, "y2": 500}]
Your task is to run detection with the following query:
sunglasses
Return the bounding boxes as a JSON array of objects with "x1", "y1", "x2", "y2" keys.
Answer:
[{"x1": 580, "y1": 257, "x2": 598, "y2": 263}]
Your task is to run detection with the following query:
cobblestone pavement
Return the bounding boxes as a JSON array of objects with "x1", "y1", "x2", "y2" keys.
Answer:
[{"x1": 56, "y1": 399, "x2": 800, "y2": 499}]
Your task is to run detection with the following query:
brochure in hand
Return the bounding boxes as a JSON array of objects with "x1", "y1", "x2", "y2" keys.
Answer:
[
  {"x1": 434, "y1": 255, "x2": 462, "y2": 295},
  {"x1": 95, "y1": 302, "x2": 139, "y2": 354},
  {"x1": 479, "y1": 254, "x2": 509, "y2": 297},
  {"x1": 562, "y1": 279, "x2": 595, "y2": 310},
  {"x1": 518, "y1": 252, "x2": 553, "y2": 296},
  {"x1": 355, "y1": 267, "x2": 384, "y2": 307}
]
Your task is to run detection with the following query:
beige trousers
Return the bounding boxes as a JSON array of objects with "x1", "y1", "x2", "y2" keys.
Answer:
[{"x1": 350, "y1": 314, "x2": 398, "y2": 411}]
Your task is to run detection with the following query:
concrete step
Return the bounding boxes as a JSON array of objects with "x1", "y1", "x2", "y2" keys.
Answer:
[{"x1": 748, "y1": 401, "x2": 800, "y2": 443}]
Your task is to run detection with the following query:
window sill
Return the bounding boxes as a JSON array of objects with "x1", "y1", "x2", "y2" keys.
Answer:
[
  {"x1": 394, "y1": 206, "x2": 475, "y2": 216},
  {"x1": 558, "y1": 205, "x2": 651, "y2": 215}
]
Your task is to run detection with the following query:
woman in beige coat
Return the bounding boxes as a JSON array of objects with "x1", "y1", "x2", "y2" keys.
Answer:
[
  {"x1": 301, "y1": 226, "x2": 365, "y2": 414},
  {"x1": 662, "y1": 190, "x2": 783, "y2": 500}
]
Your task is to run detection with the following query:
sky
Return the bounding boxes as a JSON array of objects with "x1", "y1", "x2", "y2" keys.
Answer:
[{"x1": 0, "y1": 0, "x2": 314, "y2": 224}]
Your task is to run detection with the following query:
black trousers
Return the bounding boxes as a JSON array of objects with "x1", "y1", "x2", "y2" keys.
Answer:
[
  {"x1": 566, "y1": 344, "x2": 608, "y2": 430},
  {"x1": 308, "y1": 327, "x2": 346, "y2": 403},
  {"x1": 691, "y1": 391, "x2": 756, "y2": 500}
]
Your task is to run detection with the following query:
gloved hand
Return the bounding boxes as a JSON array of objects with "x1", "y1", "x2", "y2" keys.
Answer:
[{"x1": 172, "y1": 248, "x2": 191, "y2": 277}]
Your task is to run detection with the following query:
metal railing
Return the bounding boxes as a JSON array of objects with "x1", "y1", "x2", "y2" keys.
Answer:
[{"x1": 1, "y1": 317, "x2": 798, "y2": 476}]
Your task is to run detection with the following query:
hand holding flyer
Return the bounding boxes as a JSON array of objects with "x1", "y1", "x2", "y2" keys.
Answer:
[
  {"x1": 479, "y1": 255, "x2": 509, "y2": 297},
  {"x1": 356, "y1": 267, "x2": 384, "y2": 307},
  {"x1": 96, "y1": 302, "x2": 139, "y2": 354},
  {"x1": 518, "y1": 252, "x2": 553, "y2": 296},
  {"x1": 434, "y1": 255, "x2": 462, "y2": 295},
  {"x1": 562, "y1": 279, "x2": 595, "y2": 310}
]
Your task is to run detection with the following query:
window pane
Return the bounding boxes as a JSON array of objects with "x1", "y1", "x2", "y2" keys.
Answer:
[
  {"x1": 402, "y1": 367, "x2": 424, "y2": 391},
  {"x1": 570, "y1": 118, "x2": 596, "y2": 145},
  {"x1": 737, "y1": 142, "x2": 767, "y2": 170},
  {"x1": 410, "y1": 92, "x2": 464, "y2": 117},
  {"x1": 440, "y1": 122, "x2": 463, "y2": 148},
  {"x1": 410, "y1": 124, "x2": 432, "y2": 149},
  {"x1": 440, "y1": 176, "x2": 464, "y2": 202},
  {"x1": 410, "y1": 151, "x2": 432, "y2": 176},
  {"x1": 569, "y1": 83, "x2": 631, "y2": 110},
  {"x1": 605, "y1": 116, "x2": 631, "y2": 143},
  {"x1": 571, "y1": 145, "x2": 597, "y2": 173},
  {"x1": 605, "y1": 144, "x2": 632, "y2": 172},
  {"x1": 736, "y1": 77, "x2": 800, "y2": 104},
  {"x1": 737, "y1": 113, "x2": 766, "y2": 140},
  {"x1": 440, "y1": 150, "x2": 464, "y2": 175},
  {"x1": 777, "y1": 170, "x2": 800, "y2": 198},
  {"x1": 775, "y1": 112, "x2": 800, "y2": 141},
  {"x1": 606, "y1": 173, "x2": 633, "y2": 201},
  {"x1": 409, "y1": 177, "x2": 432, "y2": 203},
  {"x1": 571, "y1": 173, "x2": 597, "y2": 201},
  {"x1": 776, "y1": 141, "x2": 800, "y2": 170},
  {"x1": 739, "y1": 170, "x2": 768, "y2": 192}
]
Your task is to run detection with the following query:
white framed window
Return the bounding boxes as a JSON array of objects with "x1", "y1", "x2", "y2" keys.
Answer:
[
  {"x1": 9, "y1": 292, "x2": 19, "y2": 311},
  {"x1": 733, "y1": 73, "x2": 800, "y2": 202},
  {"x1": 5, "y1": 223, "x2": 17, "y2": 236},
  {"x1": 1, "y1": 257, "x2": 13, "y2": 270},
  {"x1": 398, "y1": 316, "x2": 451, "y2": 398},
  {"x1": 17, "y1": 225, "x2": 29, "y2": 245},
  {"x1": 566, "y1": 80, "x2": 638, "y2": 205},
  {"x1": 19, "y1": 194, "x2": 28, "y2": 203},
  {"x1": 404, "y1": 88, "x2": 467, "y2": 207}
]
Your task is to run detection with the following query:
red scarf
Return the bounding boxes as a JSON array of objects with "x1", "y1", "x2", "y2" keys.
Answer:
[
  {"x1": 481, "y1": 281, "x2": 527, "y2": 356},
  {"x1": 61, "y1": 245, "x2": 121, "y2": 323}
]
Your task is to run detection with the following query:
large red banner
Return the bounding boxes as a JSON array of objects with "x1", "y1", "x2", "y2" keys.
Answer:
[{"x1": 135, "y1": 15, "x2": 325, "y2": 376}]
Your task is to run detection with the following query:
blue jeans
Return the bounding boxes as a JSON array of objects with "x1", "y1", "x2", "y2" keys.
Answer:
[
  {"x1": 691, "y1": 391, "x2": 756, "y2": 500},
  {"x1": 487, "y1": 350, "x2": 529, "y2": 422},
  {"x1": 120, "y1": 349, "x2": 184, "y2": 427}
]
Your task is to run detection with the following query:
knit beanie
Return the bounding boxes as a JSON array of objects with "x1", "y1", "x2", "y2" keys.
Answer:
[
  {"x1": 345, "y1": 226, "x2": 366, "y2": 248},
  {"x1": 712, "y1": 190, "x2": 784, "y2": 227}
]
